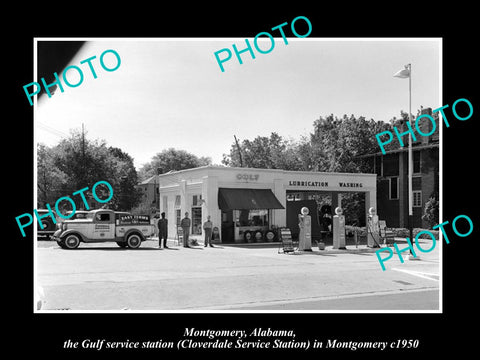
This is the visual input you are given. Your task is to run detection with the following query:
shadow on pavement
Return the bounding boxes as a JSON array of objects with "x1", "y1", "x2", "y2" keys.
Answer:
[
  {"x1": 55, "y1": 246, "x2": 165, "y2": 251},
  {"x1": 282, "y1": 251, "x2": 338, "y2": 257}
]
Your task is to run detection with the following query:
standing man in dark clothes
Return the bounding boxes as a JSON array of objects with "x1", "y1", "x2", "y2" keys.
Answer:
[
  {"x1": 157, "y1": 212, "x2": 168, "y2": 249},
  {"x1": 180, "y1": 212, "x2": 191, "y2": 248}
]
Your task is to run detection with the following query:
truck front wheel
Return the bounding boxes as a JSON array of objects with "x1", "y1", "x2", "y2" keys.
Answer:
[
  {"x1": 64, "y1": 234, "x2": 80, "y2": 249},
  {"x1": 126, "y1": 233, "x2": 142, "y2": 249}
]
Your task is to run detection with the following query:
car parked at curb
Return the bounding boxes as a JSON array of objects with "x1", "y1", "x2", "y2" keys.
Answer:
[{"x1": 36, "y1": 209, "x2": 58, "y2": 240}]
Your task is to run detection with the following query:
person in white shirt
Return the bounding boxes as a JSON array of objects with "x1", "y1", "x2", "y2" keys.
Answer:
[{"x1": 203, "y1": 215, "x2": 214, "y2": 247}]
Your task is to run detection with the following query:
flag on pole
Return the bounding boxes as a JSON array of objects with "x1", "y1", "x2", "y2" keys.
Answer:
[{"x1": 393, "y1": 65, "x2": 410, "y2": 78}]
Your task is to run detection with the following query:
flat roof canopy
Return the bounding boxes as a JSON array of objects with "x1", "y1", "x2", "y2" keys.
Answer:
[{"x1": 218, "y1": 188, "x2": 284, "y2": 211}]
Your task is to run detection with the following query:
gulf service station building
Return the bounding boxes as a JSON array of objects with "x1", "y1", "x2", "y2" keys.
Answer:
[{"x1": 155, "y1": 166, "x2": 377, "y2": 243}]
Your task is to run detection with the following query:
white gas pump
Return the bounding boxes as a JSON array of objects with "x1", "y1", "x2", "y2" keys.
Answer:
[
  {"x1": 333, "y1": 207, "x2": 346, "y2": 249},
  {"x1": 367, "y1": 207, "x2": 381, "y2": 248},
  {"x1": 298, "y1": 207, "x2": 312, "y2": 251}
]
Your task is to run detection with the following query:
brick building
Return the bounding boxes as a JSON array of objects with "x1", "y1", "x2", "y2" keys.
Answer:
[
  {"x1": 136, "y1": 175, "x2": 159, "y2": 210},
  {"x1": 359, "y1": 108, "x2": 439, "y2": 228}
]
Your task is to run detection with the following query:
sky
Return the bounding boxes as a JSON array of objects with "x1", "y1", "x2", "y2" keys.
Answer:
[{"x1": 35, "y1": 38, "x2": 441, "y2": 170}]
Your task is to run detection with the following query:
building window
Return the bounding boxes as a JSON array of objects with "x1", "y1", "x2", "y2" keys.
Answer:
[
  {"x1": 413, "y1": 151, "x2": 421, "y2": 174},
  {"x1": 236, "y1": 209, "x2": 269, "y2": 227},
  {"x1": 174, "y1": 195, "x2": 181, "y2": 208},
  {"x1": 176, "y1": 209, "x2": 181, "y2": 226},
  {"x1": 413, "y1": 191, "x2": 422, "y2": 207},
  {"x1": 192, "y1": 194, "x2": 202, "y2": 207},
  {"x1": 389, "y1": 177, "x2": 399, "y2": 200}
]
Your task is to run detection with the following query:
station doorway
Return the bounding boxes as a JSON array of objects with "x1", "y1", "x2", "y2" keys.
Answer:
[{"x1": 218, "y1": 188, "x2": 284, "y2": 243}]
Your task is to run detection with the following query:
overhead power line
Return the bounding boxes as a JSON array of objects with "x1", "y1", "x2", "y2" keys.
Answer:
[{"x1": 37, "y1": 121, "x2": 69, "y2": 139}]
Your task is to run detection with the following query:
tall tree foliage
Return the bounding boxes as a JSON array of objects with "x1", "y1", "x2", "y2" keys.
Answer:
[
  {"x1": 221, "y1": 116, "x2": 395, "y2": 227},
  {"x1": 37, "y1": 130, "x2": 141, "y2": 211},
  {"x1": 138, "y1": 148, "x2": 212, "y2": 181},
  {"x1": 309, "y1": 114, "x2": 393, "y2": 173},
  {"x1": 222, "y1": 117, "x2": 394, "y2": 173},
  {"x1": 37, "y1": 143, "x2": 67, "y2": 207},
  {"x1": 222, "y1": 132, "x2": 308, "y2": 170}
]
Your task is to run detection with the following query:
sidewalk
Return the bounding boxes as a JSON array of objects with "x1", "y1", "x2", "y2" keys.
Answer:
[
  {"x1": 154, "y1": 235, "x2": 438, "y2": 257},
  {"x1": 222, "y1": 241, "x2": 379, "y2": 255}
]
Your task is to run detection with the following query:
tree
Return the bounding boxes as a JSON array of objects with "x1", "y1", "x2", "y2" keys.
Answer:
[
  {"x1": 422, "y1": 193, "x2": 439, "y2": 227},
  {"x1": 309, "y1": 114, "x2": 393, "y2": 173},
  {"x1": 222, "y1": 132, "x2": 306, "y2": 170},
  {"x1": 37, "y1": 130, "x2": 141, "y2": 211},
  {"x1": 107, "y1": 147, "x2": 142, "y2": 211},
  {"x1": 37, "y1": 143, "x2": 67, "y2": 207},
  {"x1": 52, "y1": 129, "x2": 112, "y2": 191},
  {"x1": 138, "y1": 148, "x2": 211, "y2": 181},
  {"x1": 221, "y1": 114, "x2": 396, "y2": 174}
]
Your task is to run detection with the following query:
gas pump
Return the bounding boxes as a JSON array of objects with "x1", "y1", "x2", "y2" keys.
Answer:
[
  {"x1": 332, "y1": 207, "x2": 346, "y2": 249},
  {"x1": 367, "y1": 207, "x2": 380, "y2": 248},
  {"x1": 298, "y1": 207, "x2": 312, "y2": 251}
]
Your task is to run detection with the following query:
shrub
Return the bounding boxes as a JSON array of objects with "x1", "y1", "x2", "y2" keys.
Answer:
[{"x1": 422, "y1": 195, "x2": 439, "y2": 228}]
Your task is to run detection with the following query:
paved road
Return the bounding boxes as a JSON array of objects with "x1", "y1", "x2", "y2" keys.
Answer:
[
  {"x1": 36, "y1": 238, "x2": 440, "y2": 312},
  {"x1": 228, "y1": 289, "x2": 439, "y2": 310}
]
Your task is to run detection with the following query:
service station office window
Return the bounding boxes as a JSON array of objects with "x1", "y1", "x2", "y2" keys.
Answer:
[{"x1": 236, "y1": 209, "x2": 269, "y2": 228}]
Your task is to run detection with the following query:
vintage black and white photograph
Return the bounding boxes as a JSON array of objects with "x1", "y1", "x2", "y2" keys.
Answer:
[{"x1": 32, "y1": 37, "x2": 442, "y2": 313}]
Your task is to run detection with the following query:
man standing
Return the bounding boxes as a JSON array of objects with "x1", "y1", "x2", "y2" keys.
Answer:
[
  {"x1": 157, "y1": 212, "x2": 168, "y2": 249},
  {"x1": 180, "y1": 212, "x2": 191, "y2": 248},
  {"x1": 203, "y1": 215, "x2": 214, "y2": 247}
]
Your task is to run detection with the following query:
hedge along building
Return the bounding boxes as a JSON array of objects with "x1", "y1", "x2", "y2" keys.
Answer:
[{"x1": 156, "y1": 166, "x2": 377, "y2": 243}]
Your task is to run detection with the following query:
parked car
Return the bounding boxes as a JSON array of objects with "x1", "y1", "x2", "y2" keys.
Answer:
[{"x1": 36, "y1": 209, "x2": 58, "y2": 240}]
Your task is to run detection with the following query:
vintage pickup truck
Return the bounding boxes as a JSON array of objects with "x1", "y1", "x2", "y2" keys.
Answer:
[{"x1": 52, "y1": 209, "x2": 155, "y2": 249}]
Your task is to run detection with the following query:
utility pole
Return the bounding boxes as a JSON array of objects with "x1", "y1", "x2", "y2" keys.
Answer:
[
  {"x1": 81, "y1": 123, "x2": 88, "y2": 209},
  {"x1": 234, "y1": 135, "x2": 244, "y2": 167},
  {"x1": 82, "y1": 123, "x2": 86, "y2": 174}
]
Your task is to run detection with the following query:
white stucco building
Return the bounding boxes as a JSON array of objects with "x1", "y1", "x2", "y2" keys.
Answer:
[
  {"x1": 156, "y1": 166, "x2": 376, "y2": 242},
  {"x1": 154, "y1": 166, "x2": 377, "y2": 243}
]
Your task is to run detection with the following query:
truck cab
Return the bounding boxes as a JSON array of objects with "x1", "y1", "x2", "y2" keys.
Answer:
[{"x1": 52, "y1": 209, "x2": 154, "y2": 249}]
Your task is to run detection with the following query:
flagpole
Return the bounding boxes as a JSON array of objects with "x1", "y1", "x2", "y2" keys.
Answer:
[
  {"x1": 394, "y1": 63, "x2": 417, "y2": 259},
  {"x1": 407, "y1": 63, "x2": 416, "y2": 259},
  {"x1": 408, "y1": 63, "x2": 413, "y2": 230}
]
